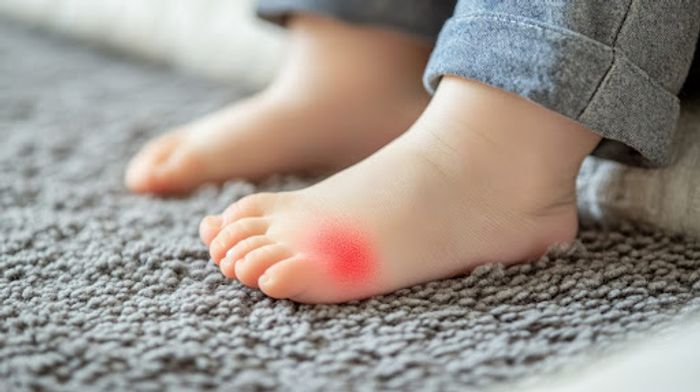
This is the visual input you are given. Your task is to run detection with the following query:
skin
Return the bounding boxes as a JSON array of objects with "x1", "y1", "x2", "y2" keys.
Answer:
[{"x1": 304, "y1": 218, "x2": 378, "y2": 284}]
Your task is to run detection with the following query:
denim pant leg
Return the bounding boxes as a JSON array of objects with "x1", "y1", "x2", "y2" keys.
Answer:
[
  {"x1": 424, "y1": 1, "x2": 700, "y2": 167},
  {"x1": 256, "y1": 0, "x2": 456, "y2": 41}
]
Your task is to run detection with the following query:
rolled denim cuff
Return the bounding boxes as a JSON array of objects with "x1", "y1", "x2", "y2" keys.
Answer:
[
  {"x1": 424, "y1": 13, "x2": 680, "y2": 167},
  {"x1": 256, "y1": 0, "x2": 455, "y2": 41}
]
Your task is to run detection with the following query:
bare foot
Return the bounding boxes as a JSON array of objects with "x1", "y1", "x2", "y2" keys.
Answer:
[
  {"x1": 200, "y1": 77, "x2": 602, "y2": 303},
  {"x1": 125, "y1": 14, "x2": 431, "y2": 194}
]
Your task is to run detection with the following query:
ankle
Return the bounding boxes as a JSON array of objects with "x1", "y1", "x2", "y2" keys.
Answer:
[
  {"x1": 428, "y1": 76, "x2": 600, "y2": 169},
  {"x1": 426, "y1": 78, "x2": 598, "y2": 172},
  {"x1": 409, "y1": 76, "x2": 601, "y2": 210}
]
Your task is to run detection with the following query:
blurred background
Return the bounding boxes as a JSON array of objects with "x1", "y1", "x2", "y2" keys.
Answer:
[{"x1": 0, "y1": 0, "x2": 285, "y2": 89}]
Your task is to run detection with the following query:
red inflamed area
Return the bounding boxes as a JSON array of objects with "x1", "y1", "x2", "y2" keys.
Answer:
[{"x1": 313, "y1": 220, "x2": 376, "y2": 283}]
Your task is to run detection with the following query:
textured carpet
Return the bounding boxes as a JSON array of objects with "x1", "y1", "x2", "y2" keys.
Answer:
[{"x1": 2, "y1": 23, "x2": 700, "y2": 392}]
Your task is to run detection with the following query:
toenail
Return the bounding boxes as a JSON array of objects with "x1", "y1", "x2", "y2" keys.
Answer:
[
  {"x1": 259, "y1": 274, "x2": 271, "y2": 285},
  {"x1": 225, "y1": 247, "x2": 236, "y2": 259}
]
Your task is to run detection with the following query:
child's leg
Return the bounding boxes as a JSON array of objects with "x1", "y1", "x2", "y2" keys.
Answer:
[
  {"x1": 126, "y1": 13, "x2": 434, "y2": 194},
  {"x1": 199, "y1": 1, "x2": 700, "y2": 303}
]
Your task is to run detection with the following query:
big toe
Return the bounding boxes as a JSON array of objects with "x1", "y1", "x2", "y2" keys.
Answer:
[
  {"x1": 126, "y1": 134, "x2": 207, "y2": 194},
  {"x1": 125, "y1": 132, "x2": 182, "y2": 193},
  {"x1": 199, "y1": 215, "x2": 223, "y2": 246}
]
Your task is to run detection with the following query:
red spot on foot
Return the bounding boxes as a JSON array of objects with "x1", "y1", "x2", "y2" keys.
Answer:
[{"x1": 309, "y1": 219, "x2": 376, "y2": 283}]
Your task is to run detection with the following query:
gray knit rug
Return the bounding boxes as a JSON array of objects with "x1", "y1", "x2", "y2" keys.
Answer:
[{"x1": 2, "y1": 22, "x2": 700, "y2": 392}]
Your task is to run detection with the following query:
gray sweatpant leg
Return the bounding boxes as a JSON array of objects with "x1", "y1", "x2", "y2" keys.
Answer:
[
  {"x1": 425, "y1": 1, "x2": 700, "y2": 166},
  {"x1": 256, "y1": 0, "x2": 456, "y2": 41},
  {"x1": 257, "y1": 0, "x2": 700, "y2": 167}
]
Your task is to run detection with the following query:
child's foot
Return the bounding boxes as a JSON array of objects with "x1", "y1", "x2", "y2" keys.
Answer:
[
  {"x1": 200, "y1": 77, "x2": 602, "y2": 303},
  {"x1": 126, "y1": 14, "x2": 431, "y2": 194}
]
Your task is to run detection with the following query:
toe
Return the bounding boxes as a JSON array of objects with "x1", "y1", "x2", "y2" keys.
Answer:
[
  {"x1": 258, "y1": 256, "x2": 314, "y2": 300},
  {"x1": 219, "y1": 257, "x2": 238, "y2": 279},
  {"x1": 217, "y1": 235, "x2": 273, "y2": 278},
  {"x1": 222, "y1": 235, "x2": 273, "y2": 265},
  {"x1": 149, "y1": 147, "x2": 206, "y2": 193},
  {"x1": 209, "y1": 218, "x2": 269, "y2": 263},
  {"x1": 199, "y1": 215, "x2": 223, "y2": 246},
  {"x1": 126, "y1": 131, "x2": 210, "y2": 194},
  {"x1": 125, "y1": 132, "x2": 182, "y2": 193},
  {"x1": 234, "y1": 244, "x2": 293, "y2": 288}
]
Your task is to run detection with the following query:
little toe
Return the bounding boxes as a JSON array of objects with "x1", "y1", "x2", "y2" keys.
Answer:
[
  {"x1": 199, "y1": 215, "x2": 223, "y2": 246},
  {"x1": 209, "y1": 218, "x2": 269, "y2": 263},
  {"x1": 234, "y1": 244, "x2": 293, "y2": 288},
  {"x1": 258, "y1": 256, "x2": 315, "y2": 301}
]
